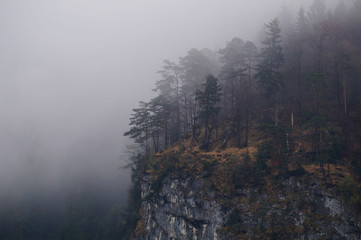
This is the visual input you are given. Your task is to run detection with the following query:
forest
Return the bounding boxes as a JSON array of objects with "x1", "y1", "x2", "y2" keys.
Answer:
[
  {"x1": 1, "y1": 0, "x2": 361, "y2": 239},
  {"x1": 123, "y1": 0, "x2": 361, "y2": 238}
]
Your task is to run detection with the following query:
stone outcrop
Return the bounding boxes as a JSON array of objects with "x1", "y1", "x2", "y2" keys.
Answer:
[
  {"x1": 140, "y1": 175, "x2": 224, "y2": 240},
  {"x1": 138, "y1": 174, "x2": 361, "y2": 240}
]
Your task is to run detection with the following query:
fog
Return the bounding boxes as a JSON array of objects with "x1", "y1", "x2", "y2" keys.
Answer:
[{"x1": 0, "y1": 0, "x2": 345, "y2": 237}]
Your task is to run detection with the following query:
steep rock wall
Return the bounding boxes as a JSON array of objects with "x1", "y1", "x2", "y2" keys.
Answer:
[
  {"x1": 138, "y1": 174, "x2": 361, "y2": 240},
  {"x1": 140, "y1": 175, "x2": 224, "y2": 240}
]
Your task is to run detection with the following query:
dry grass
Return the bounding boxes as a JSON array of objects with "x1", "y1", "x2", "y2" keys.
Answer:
[
  {"x1": 303, "y1": 163, "x2": 350, "y2": 185},
  {"x1": 133, "y1": 209, "x2": 147, "y2": 238}
]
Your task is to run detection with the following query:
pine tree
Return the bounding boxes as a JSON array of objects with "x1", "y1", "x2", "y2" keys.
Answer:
[
  {"x1": 256, "y1": 18, "x2": 284, "y2": 126},
  {"x1": 124, "y1": 102, "x2": 152, "y2": 153},
  {"x1": 196, "y1": 75, "x2": 222, "y2": 148},
  {"x1": 155, "y1": 60, "x2": 182, "y2": 142},
  {"x1": 218, "y1": 38, "x2": 247, "y2": 146},
  {"x1": 180, "y1": 48, "x2": 220, "y2": 137}
]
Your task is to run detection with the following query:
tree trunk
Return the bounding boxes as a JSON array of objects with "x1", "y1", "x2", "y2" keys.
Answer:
[
  {"x1": 274, "y1": 102, "x2": 279, "y2": 126},
  {"x1": 204, "y1": 118, "x2": 208, "y2": 147},
  {"x1": 184, "y1": 97, "x2": 188, "y2": 134},
  {"x1": 248, "y1": 59, "x2": 253, "y2": 126},
  {"x1": 163, "y1": 112, "x2": 168, "y2": 149},
  {"x1": 152, "y1": 133, "x2": 158, "y2": 153},
  {"x1": 342, "y1": 73, "x2": 347, "y2": 116},
  {"x1": 176, "y1": 74, "x2": 181, "y2": 140},
  {"x1": 245, "y1": 105, "x2": 249, "y2": 147},
  {"x1": 207, "y1": 126, "x2": 213, "y2": 148}
]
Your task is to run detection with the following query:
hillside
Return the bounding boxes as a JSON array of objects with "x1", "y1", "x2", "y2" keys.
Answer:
[
  {"x1": 128, "y1": 127, "x2": 361, "y2": 239},
  {"x1": 122, "y1": 1, "x2": 361, "y2": 239}
]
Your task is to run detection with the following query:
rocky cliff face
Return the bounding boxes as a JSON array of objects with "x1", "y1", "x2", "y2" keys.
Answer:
[
  {"x1": 139, "y1": 175, "x2": 225, "y2": 240},
  {"x1": 138, "y1": 174, "x2": 361, "y2": 240}
]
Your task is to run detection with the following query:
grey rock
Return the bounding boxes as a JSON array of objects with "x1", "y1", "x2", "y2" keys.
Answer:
[{"x1": 137, "y1": 174, "x2": 361, "y2": 240}]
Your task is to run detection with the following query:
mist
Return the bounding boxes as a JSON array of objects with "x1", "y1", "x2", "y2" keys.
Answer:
[{"x1": 0, "y1": 0, "x2": 347, "y2": 238}]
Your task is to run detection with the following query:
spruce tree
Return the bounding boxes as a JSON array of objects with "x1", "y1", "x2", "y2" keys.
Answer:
[
  {"x1": 256, "y1": 18, "x2": 284, "y2": 126},
  {"x1": 196, "y1": 75, "x2": 222, "y2": 148}
]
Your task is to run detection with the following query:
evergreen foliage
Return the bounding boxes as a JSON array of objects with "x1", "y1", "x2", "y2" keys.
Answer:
[
  {"x1": 196, "y1": 75, "x2": 222, "y2": 148},
  {"x1": 5, "y1": 1, "x2": 361, "y2": 239},
  {"x1": 255, "y1": 18, "x2": 284, "y2": 126},
  {"x1": 122, "y1": 0, "x2": 361, "y2": 237}
]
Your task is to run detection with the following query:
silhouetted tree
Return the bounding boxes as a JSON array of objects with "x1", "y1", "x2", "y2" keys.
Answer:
[
  {"x1": 196, "y1": 75, "x2": 222, "y2": 148},
  {"x1": 155, "y1": 60, "x2": 182, "y2": 142},
  {"x1": 219, "y1": 38, "x2": 247, "y2": 146},
  {"x1": 180, "y1": 48, "x2": 220, "y2": 137},
  {"x1": 256, "y1": 18, "x2": 284, "y2": 126}
]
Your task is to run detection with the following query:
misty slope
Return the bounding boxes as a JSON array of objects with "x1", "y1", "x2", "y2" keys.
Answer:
[
  {"x1": 0, "y1": 0, "x2": 359, "y2": 240},
  {"x1": 123, "y1": 1, "x2": 361, "y2": 239},
  {"x1": 129, "y1": 132, "x2": 361, "y2": 239}
]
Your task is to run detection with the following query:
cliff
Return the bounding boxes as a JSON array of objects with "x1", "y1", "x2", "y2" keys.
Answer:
[{"x1": 136, "y1": 172, "x2": 361, "y2": 240}]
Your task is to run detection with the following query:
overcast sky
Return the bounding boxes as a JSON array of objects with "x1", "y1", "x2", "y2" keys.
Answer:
[{"x1": 0, "y1": 0, "x2": 343, "y2": 195}]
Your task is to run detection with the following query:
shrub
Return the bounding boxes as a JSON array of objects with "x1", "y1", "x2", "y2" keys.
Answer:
[
  {"x1": 287, "y1": 166, "x2": 307, "y2": 177},
  {"x1": 340, "y1": 175, "x2": 357, "y2": 199},
  {"x1": 278, "y1": 166, "x2": 307, "y2": 179},
  {"x1": 150, "y1": 173, "x2": 167, "y2": 193},
  {"x1": 351, "y1": 149, "x2": 361, "y2": 178},
  {"x1": 232, "y1": 164, "x2": 255, "y2": 188},
  {"x1": 201, "y1": 160, "x2": 215, "y2": 178},
  {"x1": 339, "y1": 175, "x2": 361, "y2": 211},
  {"x1": 226, "y1": 209, "x2": 242, "y2": 226},
  {"x1": 242, "y1": 150, "x2": 251, "y2": 165},
  {"x1": 225, "y1": 209, "x2": 244, "y2": 234},
  {"x1": 255, "y1": 141, "x2": 272, "y2": 162},
  {"x1": 328, "y1": 139, "x2": 341, "y2": 163}
]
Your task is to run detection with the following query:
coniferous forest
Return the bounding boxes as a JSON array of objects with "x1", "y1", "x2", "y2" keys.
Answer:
[
  {"x1": 1, "y1": 0, "x2": 361, "y2": 239},
  {"x1": 122, "y1": 1, "x2": 361, "y2": 238}
]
